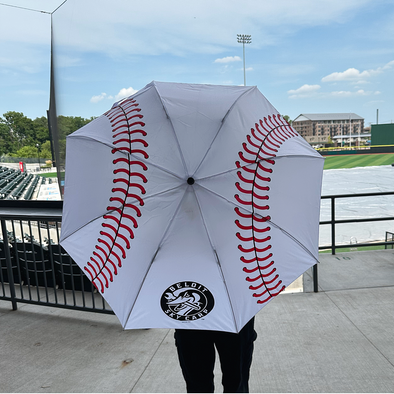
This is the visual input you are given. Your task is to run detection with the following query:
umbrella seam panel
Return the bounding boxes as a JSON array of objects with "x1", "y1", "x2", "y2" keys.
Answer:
[
  {"x1": 83, "y1": 97, "x2": 149, "y2": 293},
  {"x1": 235, "y1": 114, "x2": 298, "y2": 304}
]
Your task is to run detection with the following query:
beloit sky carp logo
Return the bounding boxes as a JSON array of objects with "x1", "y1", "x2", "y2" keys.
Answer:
[{"x1": 160, "y1": 281, "x2": 215, "y2": 321}]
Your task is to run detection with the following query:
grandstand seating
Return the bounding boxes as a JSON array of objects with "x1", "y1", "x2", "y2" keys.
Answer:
[
  {"x1": 1, "y1": 236, "x2": 94, "y2": 291},
  {"x1": 13, "y1": 240, "x2": 57, "y2": 288},
  {"x1": 0, "y1": 166, "x2": 44, "y2": 200},
  {"x1": 7, "y1": 174, "x2": 33, "y2": 200},
  {"x1": 0, "y1": 241, "x2": 23, "y2": 284},
  {"x1": 23, "y1": 175, "x2": 44, "y2": 200},
  {"x1": 0, "y1": 173, "x2": 26, "y2": 199},
  {"x1": 50, "y1": 244, "x2": 94, "y2": 292}
]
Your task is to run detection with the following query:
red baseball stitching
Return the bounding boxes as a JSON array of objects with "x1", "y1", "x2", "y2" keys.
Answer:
[
  {"x1": 83, "y1": 98, "x2": 148, "y2": 293},
  {"x1": 235, "y1": 114, "x2": 298, "y2": 304}
]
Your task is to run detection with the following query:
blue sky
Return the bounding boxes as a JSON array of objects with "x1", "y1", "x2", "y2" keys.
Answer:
[{"x1": 0, "y1": 0, "x2": 393, "y2": 126}]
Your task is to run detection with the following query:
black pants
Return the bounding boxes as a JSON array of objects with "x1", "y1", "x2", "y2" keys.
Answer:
[{"x1": 174, "y1": 318, "x2": 257, "y2": 393}]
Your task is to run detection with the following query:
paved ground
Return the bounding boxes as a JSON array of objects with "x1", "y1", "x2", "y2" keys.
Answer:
[{"x1": 1, "y1": 249, "x2": 394, "y2": 393}]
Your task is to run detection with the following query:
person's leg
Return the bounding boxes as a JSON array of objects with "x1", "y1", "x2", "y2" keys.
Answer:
[
  {"x1": 214, "y1": 318, "x2": 257, "y2": 393},
  {"x1": 174, "y1": 329, "x2": 216, "y2": 393},
  {"x1": 238, "y1": 318, "x2": 258, "y2": 392}
]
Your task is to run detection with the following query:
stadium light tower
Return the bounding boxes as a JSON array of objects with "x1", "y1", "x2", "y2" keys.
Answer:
[{"x1": 237, "y1": 34, "x2": 252, "y2": 86}]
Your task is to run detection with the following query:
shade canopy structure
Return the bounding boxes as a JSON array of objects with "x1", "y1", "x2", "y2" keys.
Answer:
[{"x1": 60, "y1": 81, "x2": 324, "y2": 333}]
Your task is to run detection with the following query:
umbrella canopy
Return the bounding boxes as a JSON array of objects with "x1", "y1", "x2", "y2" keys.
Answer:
[{"x1": 60, "y1": 81, "x2": 324, "y2": 333}]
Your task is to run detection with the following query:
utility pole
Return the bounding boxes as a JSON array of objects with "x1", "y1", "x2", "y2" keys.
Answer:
[{"x1": 237, "y1": 34, "x2": 251, "y2": 86}]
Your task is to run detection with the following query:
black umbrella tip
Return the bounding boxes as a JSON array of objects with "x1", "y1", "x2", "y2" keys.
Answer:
[{"x1": 187, "y1": 177, "x2": 195, "y2": 185}]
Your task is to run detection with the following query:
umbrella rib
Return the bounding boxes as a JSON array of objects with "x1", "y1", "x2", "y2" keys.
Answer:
[
  {"x1": 60, "y1": 184, "x2": 187, "y2": 242},
  {"x1": 267, "y1": 222, "x2": 320, "y2": 264},
  {"x1": 124, "y1": 187, "x2": 189, "y2": 326},
  {"x1": 192, "y1": 86, "x2": 256, "y2": 177},
  {"x1": 124, "y1": 246, "x2": 161, "y2": 326},
  {"x1": 152, "y1": 82, "x2": 190, "y2": 176},
  {"x1": 195, "y1": 182, "x2": 319, "y2": 264},
  {"x1": 67, "y1": 134, "x2": 185, "y2": 180},
  {"x1": 66, "y1": 134, "x2": 115, "y2": 149},
  {"x1": 192, "y1": 187, "x2": 240, "y2": 332},
  {"x1": 197, "y1": 154, "x2": 324, "y2": 182}
]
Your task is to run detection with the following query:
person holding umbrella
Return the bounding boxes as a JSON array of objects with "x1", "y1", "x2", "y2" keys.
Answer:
[
  {"x1": 60, "y1": 82, "x2": 323, "y2": 392},
  {"x1": 174, "y1": 318, "x2": 257, "y2": 392}
]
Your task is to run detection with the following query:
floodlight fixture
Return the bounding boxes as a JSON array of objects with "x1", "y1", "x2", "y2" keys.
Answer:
[
  {"x1": 237, "y1": 34, "x2": 252, "y2": 44},
  {"x1": 237, "y1": 34, "x2": 252, "y2": 85}
]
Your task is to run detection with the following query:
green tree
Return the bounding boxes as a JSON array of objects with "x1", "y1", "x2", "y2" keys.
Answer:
[
  {"x1": 0, "y1": 111, "x2": 35, "y2": 152},
  {"x1": 33, "y1": 116, "x2": 50, "y2": 144},
  {"x1": 57, "y1": 116, "x2": 93, "y2": 166},
  {"x1": 0, "y1": 122, "x2": 13, "y2": 156},
  {"x1": 12, "y1": 145, "x2": 40, "y2": 158},
  {"x1": 0, "y1": 111, "x2": 51, "y2": 155},
  {"x1": 0, "y1": 112, "x2": 93, "y2": 161},
  {"x1": 57, "y1": 116, "x2": 92, "y2": 139},
  {"x1": 40, "y1": 140, "x2": 53, "y2": 160},
  {"x1": 11, "y1": 143, "x2": 52, "y2": 160},
  {"x1": 283, "y1": 115, "x2": 292, "y2": 125}
]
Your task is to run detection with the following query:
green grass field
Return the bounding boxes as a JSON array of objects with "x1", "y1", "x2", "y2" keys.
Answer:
[
  {"x1": 40, "y1": 171, "x2": 64, "y2": 178},
  {"x1": 323, "y1": 153, "x2": 394, "y2": 170}
]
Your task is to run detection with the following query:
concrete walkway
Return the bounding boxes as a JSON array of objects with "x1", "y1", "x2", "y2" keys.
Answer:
[{"x1": 1, "y1": 250, "x2": 394, "y2": 393}]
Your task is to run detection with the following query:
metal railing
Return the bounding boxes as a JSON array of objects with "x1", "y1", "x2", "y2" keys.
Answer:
[
  {"x1": 385, "y1": 231, "x2": 394, "y2": 249},
  {"x1": 0, "y1": 200, "x2": 113, "y2": 314},
  {"x1": 1, "y1": 192, "x2": 394, "y2": 310},
  {"x1": 309, "y1": 191, "x2": 394, "y2": 292},
  {"x1": 319, "y1": 191, "x2": 394, "y2": 254}
]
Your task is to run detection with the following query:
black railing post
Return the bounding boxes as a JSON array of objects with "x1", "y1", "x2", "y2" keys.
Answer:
[
  {"x1": 331, "y1": 196, "x2": 336, "y2": 255},
  {"x1": 385, "y1": 231, "x2": 394, "y2": 250},
  {"x1": 313, "y1": 264, "x2": 318, "y2": 292},
  {"x1": 1, "y1": 219, "x2": 17, "y2": 310}
]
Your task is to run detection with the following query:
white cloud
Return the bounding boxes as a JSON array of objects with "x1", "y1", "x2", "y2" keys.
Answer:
[
  {"x1": 1, "y1": 0, "x2": 391, "y2": 126},
  {"x1": 355, "y1": 89, "x2": 368, "y2": 95},
  {"x1": 90, "y1": 88, "x2": 137, "y2": 104},
  {"x1": 288, "y1": 84, "x2": 321, "y2": 98},
  {"x1": 115, "y1": 87, "x2": 138, "y2": 101},
  {"x1": 322, "y1": 68, "x2": 371, "y2": 82},
  {"x1": 90, "y1": 92, "x2": 107, "y2": 103},
  {"x1": 330, "y1": 90, "x2": 353, "y2": 97},
  {"x1": 382, "y1": 60, "x2": 394, "y2": 70},
  {"x1": 44, "y1": 0, "x2": 377, "y2": 57},
  {"x1": 365, "y1": 100, "x2": 385, "y2": 107},
  {"x1": 322, "y1": 60, "x2": 394, "y2": 83},
  {"x1": 214, "y1": 56, "x2": 241, "y2": 63},
  {"x1": 330, "y1": 89, "x2": 380, "y2": 97}
]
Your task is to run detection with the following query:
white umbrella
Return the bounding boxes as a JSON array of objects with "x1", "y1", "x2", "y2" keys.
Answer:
[{"x1": 60, "y1": 81, "x2": 324, "y2": 333}]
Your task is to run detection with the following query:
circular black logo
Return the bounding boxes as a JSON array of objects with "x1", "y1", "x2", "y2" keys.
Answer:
[{"x1": 160, "y1": 281, "x2": 215, "y2": 321}]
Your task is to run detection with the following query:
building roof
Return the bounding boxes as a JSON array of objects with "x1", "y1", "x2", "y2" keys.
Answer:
[{"x1": 293, "y1": 113, "x2": 364, "y2": 122}]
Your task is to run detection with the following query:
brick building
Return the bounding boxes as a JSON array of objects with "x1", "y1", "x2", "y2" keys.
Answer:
[{"x1": 292, "y1": 113, "x2": 364, "y2": 146}]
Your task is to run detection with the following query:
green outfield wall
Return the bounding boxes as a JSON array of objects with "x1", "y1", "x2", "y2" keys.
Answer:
[{"x1": 371, "y1": 123, "x2": 394, "y2": 146}]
